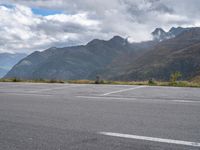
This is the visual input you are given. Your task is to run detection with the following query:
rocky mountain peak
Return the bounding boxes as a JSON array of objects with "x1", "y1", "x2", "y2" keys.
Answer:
[
  {"x1": 151, "y1": 28, "x2": 168, "y2": 41},
  {"x1": 109, "y1": 36, "x2": 128, "y2": 46},
  {"x1": 152, "y1": 28, "x2": 166, "y2": 34}
]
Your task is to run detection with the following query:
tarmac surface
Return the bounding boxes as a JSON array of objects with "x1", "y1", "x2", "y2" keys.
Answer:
[{"x1": 0, "y1": 82, "x2": 200, "y2": 150}]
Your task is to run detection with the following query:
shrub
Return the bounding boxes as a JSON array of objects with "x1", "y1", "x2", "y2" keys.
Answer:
[
  {"x1": 170, "y1": 71, "x2": 182, "y2": 83},
  {"x1": 48, "y1": 79, "x2": 64, "y2": 83},
  {"x1": 12, "y1": 78, "x2": 21, "y2": 82},
  {"x1": 49, "y1": 79, "x2": 56, "y2": 83},
  {"x1": 148, "y1": 78, "x2": 156, "y2": 85}
]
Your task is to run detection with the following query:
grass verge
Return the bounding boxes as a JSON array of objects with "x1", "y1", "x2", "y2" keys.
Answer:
[
  {"x1": 0, "y1": 78, "x2": 65, "y2": 84},
  {"x1": 67, "y1": 80, "x2": 200, "y2": 88},
  {"x1": 0, "y1": 78, "x2": 200, "y2": 88}
]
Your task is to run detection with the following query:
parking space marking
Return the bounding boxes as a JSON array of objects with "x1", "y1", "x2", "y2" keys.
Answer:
[
  {"x1": 101, "y1": 86, "x2": 146, "y2": 96},
  {"x1": 0, "y1": 92, "x2": 52, "y2": 96},
  {"x1": 77, "y1": 96, "x2": 137, "y2": 101},
  {"x1": 76, "y1": 96, "x2": 200, "y2": 104},
  {"x1": 99, "y1": 132, "x2": 200, "y2": 147},
  {"x1": 27, "y1": 84, "x2": 86, "y2": 93}
]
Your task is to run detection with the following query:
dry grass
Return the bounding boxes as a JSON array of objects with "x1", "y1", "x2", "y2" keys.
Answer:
[
  {"x1": 191, "y1": 75, "x2": 200, "y2": 84},
  {"x1": 67, "y1": 80, "x2": 94, "y2": 84},
  {"x1": 68, "y1": 80, "x2": 200, "y2": 88},
  {"x1": 1, "y1": 78, "x2": 200, "y2": 88},
  {"x1": 0, "y1": 78, "x2": 65, "y2": 84}
]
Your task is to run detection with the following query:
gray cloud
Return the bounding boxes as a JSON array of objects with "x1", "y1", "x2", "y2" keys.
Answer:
[{"x1": 0, "y1": 0, "x2": 200, "y2": 53}]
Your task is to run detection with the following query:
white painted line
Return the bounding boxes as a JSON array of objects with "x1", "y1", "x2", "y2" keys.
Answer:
[
  {"x1": 173, "y1": 100, "x2": 200, "y2": 103},
  {"x1": 77, "y1": 96, "x2": 138, "y2": 101},
  {"x1": 30, "y1": 84, "x2": 85, "y2": 93},
  {"x1": 99, "y1": 132, "x2": 200, "y2": 147},
  {"x1": 101, "y1": 86, "x2": 146, "y2": 96},
  {"x1": 1, "y1": 92, "x2": 52, "y2": 96},
  {"x1": 77, "y1": 96, "x2": 200, "y2": 104}
]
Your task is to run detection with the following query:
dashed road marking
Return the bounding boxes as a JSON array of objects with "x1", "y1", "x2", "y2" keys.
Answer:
[
  {"x1": 101, "y1": 86, "x2": 146, "y2": 96},
  {"x1": 99, "y1": 132, "x2": 200, "y2": 147}
]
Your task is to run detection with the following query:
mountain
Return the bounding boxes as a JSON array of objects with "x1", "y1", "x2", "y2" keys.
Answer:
[
  {"x1": 0, "y1": 53, "x2": 27, "y2": 78},
  {"x1": 152, "y1": 28, "x2": 170, "y2": 41},
  {"x1": 152, "y1": 27, "x2": 190, "y2": 41},
  {"x1": 4, "y1": 27, "x2": 200, "y2": 81},
  {"x1": 109, "y1": 27, "x2": 200, "y2": 80},
  {"x1": 5, "y1": 36, "x2": 151, "y2": 80}
]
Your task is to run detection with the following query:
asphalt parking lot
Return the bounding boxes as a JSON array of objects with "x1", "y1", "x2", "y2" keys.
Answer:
[{"x1": 0, "y1": 82, "x2": 200, "y2": 150}]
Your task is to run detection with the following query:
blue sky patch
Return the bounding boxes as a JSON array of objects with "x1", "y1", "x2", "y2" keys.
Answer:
[{"x1": 32, "y1": 7, "x2": 63, "y2": 16}]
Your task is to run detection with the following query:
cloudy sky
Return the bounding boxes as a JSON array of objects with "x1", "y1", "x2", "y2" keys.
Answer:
[{"x1": 0, "y1": 0, "x2": 200, "y2": 53}]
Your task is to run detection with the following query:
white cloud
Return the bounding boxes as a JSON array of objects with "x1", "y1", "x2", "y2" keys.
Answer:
[
  {"x1": 45, "y1": 13, "x2": 99, "y2": 27},
  {"x1": 0, "y1": 4, "x2": 101, "y2": 53},
  {"x1": 0, "y1": 0, "x2": 200, "y2": 53}
]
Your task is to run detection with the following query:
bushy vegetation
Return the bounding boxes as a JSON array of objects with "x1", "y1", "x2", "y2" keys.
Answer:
[
  {"x1": 0, "y1": 78, "x2": 21, "y2": 82},
  {"x1": 148, "y1": 78, "x2": 157, "y2": 85},
  {"x1": 170, "y1": 71, "x2": 182, "y2": 83}
]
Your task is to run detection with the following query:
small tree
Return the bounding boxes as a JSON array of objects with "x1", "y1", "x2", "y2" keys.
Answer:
[{"x1": 170, "y1": 71, "x2": 182, "y2": 83}]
